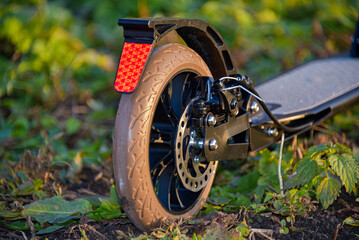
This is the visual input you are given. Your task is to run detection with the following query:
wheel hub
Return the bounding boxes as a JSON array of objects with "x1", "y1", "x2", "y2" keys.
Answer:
[{"x1": 175, "y1": 101, "x2": 217, "y2": 192}]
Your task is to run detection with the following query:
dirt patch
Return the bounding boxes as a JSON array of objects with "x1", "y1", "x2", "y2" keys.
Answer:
[{"x1": 2, "y1": 191, "x2": 357, "y2": 240}]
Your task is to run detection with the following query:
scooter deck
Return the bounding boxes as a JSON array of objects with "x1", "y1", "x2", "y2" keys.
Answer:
[{"x1": 256, "y1": 56, "x2": 359, "y2": 119}]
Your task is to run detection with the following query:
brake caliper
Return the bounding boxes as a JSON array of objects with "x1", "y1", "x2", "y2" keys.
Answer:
[{"x1": 175, "y1": 76, "x2": 252, "y2": 191}]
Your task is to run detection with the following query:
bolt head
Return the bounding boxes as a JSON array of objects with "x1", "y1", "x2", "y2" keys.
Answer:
[
  {"x1": 195, "y1": 100, "x2": 205, "y2": 108},
  {"x1": 215, "y1": 81, "x2": 225, "y2": 89},
  {"x1": 250, "y1": 102, "x2": 260, "y2": 113},
  {"x1": 235, "y1": 91, "x2": 242, "y2": 101},
  {"x1": 209, "y1": 139, "x2": 218, "y2": 151},
  {"x1": 190, "y1": 130, "x2": 196, "y2": 138},
  {"x1": 193, "y1": 156, "x2": 200, "y2": 163},
  {"x1": 271, "y1": 128, "x2": 279, "y2": 137},
  {"x1": 207, "y1": 113, "x2": 216, "y2": 126},
  {"x1": 230, "y1": 99, "x2": 238, "y2": 109},
  {"x1": 266, "y1": 127, "x2": 278, "y2": 137}
]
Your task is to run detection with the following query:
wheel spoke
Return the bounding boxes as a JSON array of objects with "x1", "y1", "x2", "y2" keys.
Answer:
[
  {"x1": 157, "y1": 161, "x2": 176, "y2": 210},
  {"x1": 173, "y1": 177, "x2": 185, "y2": 209},
  {"x1": 183, "y1": 74, "x2": 201, "y2": 107},
  {"x1": 150, "y1": 149, "x2": 172, "y2": 182},
  {"x1": 153, "y1": 93, "x2": 177, "y2": 127},
  {"x1": 161, "y1": 91, "x2": 179, "y2": 125},
  {"x1": 176, "y1": 186, "x2": 200, "y2": 209},
  {"x1": 151, "y1": 123, "x2": 175, "y2": 145},
  {"x1": 161, "y1": 72, "x2": 197, "y2": 124},
  {"x1": 170, "y1": 75, "x2": 186, "y2": 119},
  {"x1": 152, "y1": 123, "x2": 175, "y2": 133}
]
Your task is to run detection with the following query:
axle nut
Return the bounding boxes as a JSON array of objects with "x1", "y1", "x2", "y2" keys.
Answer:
[
  {"x1": 194, "y1": 139, "x2": 204, "y2": 149},
  {"x1": 193, "y1": 156, "x2": 200, "y2": 163},
  {"x1": 209, "y1": 139, "x2": 218, "y2": 151}
]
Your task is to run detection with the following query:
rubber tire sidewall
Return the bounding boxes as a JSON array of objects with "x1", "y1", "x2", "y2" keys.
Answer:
[{"x1": 113, "y1": 43, "x2": 216, "y2": 232}]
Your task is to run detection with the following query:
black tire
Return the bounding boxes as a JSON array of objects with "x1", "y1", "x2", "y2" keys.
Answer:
[{"x1": 113, "y1": 44, "x2": 217, "y2": 231}]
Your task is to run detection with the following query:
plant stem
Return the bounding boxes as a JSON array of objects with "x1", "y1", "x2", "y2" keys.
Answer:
[{"x1": 278, "y1": 133, "x2": 285, "y2": 196}]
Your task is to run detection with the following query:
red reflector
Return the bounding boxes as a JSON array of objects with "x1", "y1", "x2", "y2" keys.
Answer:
[{"x1": 114, "y1": 42, "x2": 152, "y2": 92}]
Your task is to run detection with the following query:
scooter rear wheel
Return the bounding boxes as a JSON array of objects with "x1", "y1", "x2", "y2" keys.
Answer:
[{"x1": 113, "y1": 44, "x2": 217, "y2": 231}]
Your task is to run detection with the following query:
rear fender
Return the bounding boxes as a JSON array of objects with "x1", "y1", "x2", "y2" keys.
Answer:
[{"x1": 114, "y1": 18, "x2": 236, "y2": 93}]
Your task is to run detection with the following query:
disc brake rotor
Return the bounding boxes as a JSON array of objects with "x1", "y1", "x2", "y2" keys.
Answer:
[{"x1": 175, "y1": 101, "x2": 217, "y2": 192}]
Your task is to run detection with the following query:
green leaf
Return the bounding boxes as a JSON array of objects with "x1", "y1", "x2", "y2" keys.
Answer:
[
  {"x1": 0, "y1": 209, "x2": 23, "y2": 220},
  {"x1": 279, "y1": 227, "x2": 289, "y2": 234},
  {"x1": 305, "y1": 145, "x2": 328, "y2": 159},
  {"x1": 11, "y1": 117, "x2": 30, "y2": 138},
  {"x1": 231, "y1": 171, "x2": 260, "y2": 194},
  {"x1": 329, "y1": 154, "x2": 358, "y2": 192},
  {"x1": 11, "y1": 178, "x2": 44, "y2": 197},
  {"x1": 250, "y1": 204, "x2": 269, "y2": 214},
  {"x1": 316, "y1": 177, "x2": 341, "y2": 209},
  {"x1": 37, "y1": 225, "x2": 64, "y2": 235},
  {"x1": 237, "y1": 220, "x2": 249, "y2": 237},
  {"x1": 229, "y1": 195, "x2": 251, "y2": 207},
  {"x1": 48, "y1": 215, "x2": 82, "y2": 225},
  {"x1": 66, "y1": 117, "x2": 81, "y2": 135},
  {"x1": 258, "y1": 150, "x2": 277, "y2": 177},
  {"x1": 82, "y1": 196, "x2": 105, "y2": 208},
  {"x1": 198, "y1": 204, "x2": 218, "y2": 217},
  {"x1": 87, "y1": 200, "x2": 124, "y2": 220},
  {"x1": 192, "y1": 233, "x2": 203, "y2": 240},
  {"x1": 263, "y1": 192, "x2": 275, "y2": 203},
  {"x1": 24, "y1": 196, "x2": 92, "y2": 225},
  {"x1": 284, "y1": 157, "x2": 319, "y2": 189},
  {"x1": 210, "y1": 196, "x2": 232, "y2": 206},
  {"x1": 41, "y1": 115, "x2": 57, "y2": 129},
  {"x1": 152, "y1": 230, "x2": 167, "y2": 238},
  {"x1": 210, "y1": 186, "x2": 250, "y2": 207},
  {"x1": 332, "y1": 144, "x2": 353, "y2": 155},
  {"x1": 202, "y1": 224, "x2": 229, "y2": 240},
  {"x1": 273, "y1": 199, "x2": 284, "y2": 210},
  {"x1": 110, "y1": 185, "x2": 120, "y2": 205},
  {"x1": 343, "y1": 217, "x2": 359, "y2": 226},
  {"x1": 0, "y1": 220, "x2": 29, "y2": 231}
]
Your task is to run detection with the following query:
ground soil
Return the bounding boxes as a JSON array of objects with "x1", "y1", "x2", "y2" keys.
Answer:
[{"x1": 1, "y1": 165, "x2": 358, "y2": 240}]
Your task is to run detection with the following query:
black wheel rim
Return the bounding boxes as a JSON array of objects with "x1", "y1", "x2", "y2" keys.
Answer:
[{"x1": 149, "y1": 71, "x2": 205, "y2": 214}]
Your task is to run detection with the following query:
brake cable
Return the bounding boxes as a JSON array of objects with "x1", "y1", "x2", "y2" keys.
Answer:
[{"x1": 218, "y1": 76, "x2": 313, "y2": 133}]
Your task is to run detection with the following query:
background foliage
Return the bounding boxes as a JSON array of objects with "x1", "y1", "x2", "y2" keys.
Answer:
[
  {"x1": 0, "y1": 0, "x2": 358, "y2": 238},
  {"x1": 1, "y1": 0, "x2": 357, "y2": 165}
]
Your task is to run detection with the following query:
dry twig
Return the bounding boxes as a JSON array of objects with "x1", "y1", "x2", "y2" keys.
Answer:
[{"x1": 249, "y1": 228, "x2": 274, "y2": 240}]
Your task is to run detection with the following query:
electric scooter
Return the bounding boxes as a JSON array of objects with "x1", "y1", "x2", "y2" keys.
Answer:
[{"x1": 112, "y1": 18, "x2": 359, "y2": 231}]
